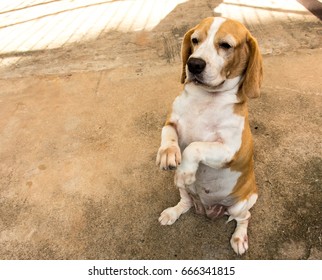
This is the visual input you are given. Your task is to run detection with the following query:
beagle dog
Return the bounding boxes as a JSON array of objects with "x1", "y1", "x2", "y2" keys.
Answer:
[{"x1": 156, "y1": 17, "x2": 263, "y2": 255}]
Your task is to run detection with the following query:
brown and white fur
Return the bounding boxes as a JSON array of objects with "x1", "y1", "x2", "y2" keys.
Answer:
[{"x1": 156, "y1": 17, "x2": 263, "y2": 255}]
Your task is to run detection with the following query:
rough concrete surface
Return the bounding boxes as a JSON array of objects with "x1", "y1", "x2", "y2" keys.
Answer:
[{"x1": 0, "y1": 0, "x2": 321, "y2": 260}]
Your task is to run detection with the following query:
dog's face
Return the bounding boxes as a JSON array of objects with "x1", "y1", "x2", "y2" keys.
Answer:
[{"x1": 181, "y1": 17, "x2": 262, "y2": 98}]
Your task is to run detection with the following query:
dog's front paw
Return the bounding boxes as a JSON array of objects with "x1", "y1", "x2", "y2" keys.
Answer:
[
  {"x1": 174, "y1": 166, "x2": 197, "y2": 188},
  {"x1": 158, "y1": 207, "x2": 180, "y2": 225},
  {"x1": 230, "y1": 232, "x2": 249, "y2": 255},
  {"x1": 156, "y1": 144, "x2": 181, "y2": 170}
]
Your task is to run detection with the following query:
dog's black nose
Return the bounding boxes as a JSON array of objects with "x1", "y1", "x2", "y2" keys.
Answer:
[{"x1": 187, "y1": 57, "x2": 206, "y2": 75}]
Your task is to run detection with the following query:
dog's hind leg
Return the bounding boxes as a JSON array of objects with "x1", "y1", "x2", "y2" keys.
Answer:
[
  {"x1": 227, "y1": 193, "x2": 257, "y2": 255},
  {"x1": 159, "y1": 188, "x2": 193, "y2": 225}
]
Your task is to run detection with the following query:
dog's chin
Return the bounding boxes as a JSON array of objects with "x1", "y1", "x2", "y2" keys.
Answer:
[{"x1": 190, "y1": 77, "x2": 225, "y2": 92}]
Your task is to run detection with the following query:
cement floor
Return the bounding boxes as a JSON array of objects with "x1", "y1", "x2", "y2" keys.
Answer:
[{"x1": 0, "y1": 0, "x2": 321, "y2": 259}]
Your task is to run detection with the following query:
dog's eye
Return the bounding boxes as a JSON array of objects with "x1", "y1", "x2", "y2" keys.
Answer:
[
  {"x1": 191, "y1": 38, "x2": 199, "y2": 45},
  {"x1": 219, "y1": 42, "x2": 232, "y2": 50}
]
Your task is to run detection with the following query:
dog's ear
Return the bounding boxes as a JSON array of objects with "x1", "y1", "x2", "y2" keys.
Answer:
[
  {"x1": 181, "y1": 28, "x2": 195, "y2": 84},
  {"x1": 240, "y1": 32, "x2": 263, "y2": 98}
]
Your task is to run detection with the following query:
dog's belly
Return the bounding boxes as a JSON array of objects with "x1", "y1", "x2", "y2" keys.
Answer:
[{"x1": 186, "y1": 163, "x2": 240, "y2": 208}]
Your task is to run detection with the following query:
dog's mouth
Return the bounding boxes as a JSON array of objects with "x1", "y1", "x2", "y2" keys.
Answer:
[{"x1": 191, "y1": 76, "x2": 225, "y2": 91}]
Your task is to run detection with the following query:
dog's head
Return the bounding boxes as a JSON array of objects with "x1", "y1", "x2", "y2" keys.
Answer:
[{"x1": 181, "y1": 17, "x2": 263, "y2": 98}]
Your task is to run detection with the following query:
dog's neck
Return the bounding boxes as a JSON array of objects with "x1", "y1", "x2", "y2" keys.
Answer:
[{"x1": 184, "y1": 75, "x2": 243, "y2": 104}]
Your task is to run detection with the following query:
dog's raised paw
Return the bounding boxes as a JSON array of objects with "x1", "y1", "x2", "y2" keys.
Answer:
[{"x1": 156, "y1": 144, "x2": 181, "y2": 171}]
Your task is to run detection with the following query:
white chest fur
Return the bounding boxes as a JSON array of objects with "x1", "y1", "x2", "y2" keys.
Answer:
[
  {"x1": 171, "y1": 83, "x2": 244, "y2": 152},
  {"x1": 169, "y1": 82, "x2": 245, "y2": 205}
]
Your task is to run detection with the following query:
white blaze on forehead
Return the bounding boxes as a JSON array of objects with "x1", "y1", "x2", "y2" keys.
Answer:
[
  {"x1": 192, "y1": 17, "x2": 226, "y2": 53},
  {"x1": 207, "y1": 17, "x2": 226, "y2": 44}
]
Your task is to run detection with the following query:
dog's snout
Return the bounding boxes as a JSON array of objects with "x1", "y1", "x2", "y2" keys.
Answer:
[{"x1": 187, "y1": 58, "x2": 206, "y2": 75}]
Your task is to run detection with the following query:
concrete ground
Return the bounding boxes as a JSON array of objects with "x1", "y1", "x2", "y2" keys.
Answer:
[{"x1": 0, "y1": 0, "x2": 321, "y2": 260}]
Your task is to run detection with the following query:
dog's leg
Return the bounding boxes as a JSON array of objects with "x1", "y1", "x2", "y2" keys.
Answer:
[
  {"x1": 175, "y1": 142, "x2": 233, "y2": 188},
  {"x1": 156, "y1": 125, "x2": 181, "y2": 170},
  {"x1": 159, "y1": 187, "x2": 193, "y2": 225},
  {"x1": 227, "y1": 193, "x2": 257, "y2": 255}
]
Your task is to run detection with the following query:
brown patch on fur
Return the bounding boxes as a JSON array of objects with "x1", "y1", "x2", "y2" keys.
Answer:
[
  {"x1": 215, "y1": 19, "x2": 263, "y2": 98},
  {"x1": 233, "y1": 237, "x2": 241, "y2": 243},
  {"x1": 216, "y1": 19, "x2": 250, "y2": 79},
  {"x1": 227, "y1": 106, "x2": 257, "y2": 201},
  {"x1": 241, "y1": 33, "x2": 263, "y2": 99},
  {"x1": 181, "y1": 29, "x2": 194, "y2": 84},
  {"x1": 224, "y1": 96, "x2": 257, "y2": 201},
  {"x1": 240, "y1": 32, "x2": 263, "y2": 98},
  {"x1": 164, "y1": 120, "x2": 177, "y2": 129}
]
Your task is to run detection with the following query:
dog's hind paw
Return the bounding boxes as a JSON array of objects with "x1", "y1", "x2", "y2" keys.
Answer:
[
  {"x1": 230, "y1": 233, "x2": 248, "y2": 255},
  {"x1": 158, "y1": 207, "x2": 179, "y2": 225}
]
